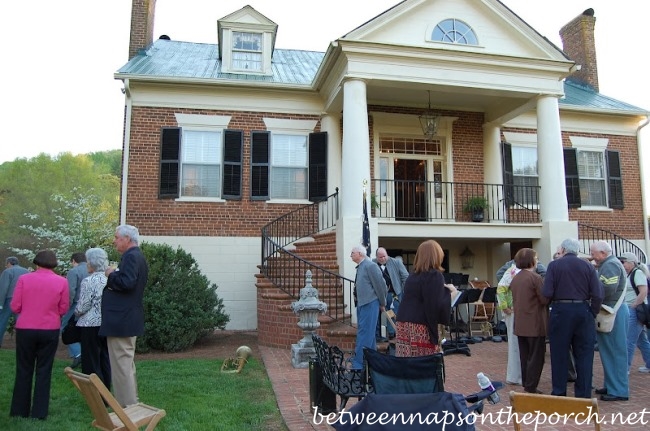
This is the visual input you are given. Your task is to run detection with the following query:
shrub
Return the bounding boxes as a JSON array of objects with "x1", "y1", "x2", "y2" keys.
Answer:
[{"x1": 137, "y1": 242, "x2": 230, "y2": 353}]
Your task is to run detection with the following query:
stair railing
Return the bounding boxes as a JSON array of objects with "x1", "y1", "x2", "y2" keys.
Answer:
[
  {"x1": 261, "y1": 188, "x2": 355, "y2": 324},
  {"x1": 578, "y1": 223, "x2": 647, "y2": 263}
]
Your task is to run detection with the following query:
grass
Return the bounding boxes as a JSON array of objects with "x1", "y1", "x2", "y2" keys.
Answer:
[{"x1": 0, "y1": 349, "x2": 288, "y2": 430}]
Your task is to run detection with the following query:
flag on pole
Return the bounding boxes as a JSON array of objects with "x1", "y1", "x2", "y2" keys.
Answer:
[{"x1": 362, "y1": 187, "x2": 371, "y2": 257}]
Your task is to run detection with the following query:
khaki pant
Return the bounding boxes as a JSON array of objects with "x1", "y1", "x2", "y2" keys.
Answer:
[{"x1": 107, "y1": 336, "x2": 138, "y2": 407}]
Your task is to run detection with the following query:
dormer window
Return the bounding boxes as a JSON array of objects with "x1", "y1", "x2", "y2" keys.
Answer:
[
  {"x1": 232, "y1": 32, "x2": 262, "y2": 71},
  {"x1": 431, "y1": 19, "x2": 478, "y2": 45},
  {"x1": 217, "y1": 5, "x2": 278, "y2": 76}
]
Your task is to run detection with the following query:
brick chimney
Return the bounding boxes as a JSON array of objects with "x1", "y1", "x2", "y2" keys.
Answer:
[
  {"x1": 559, "y1": 8, "x2": 599, "y2": 91},
  {"x1": 129, "y1": 0, "x2": 157, "y2": 59}
]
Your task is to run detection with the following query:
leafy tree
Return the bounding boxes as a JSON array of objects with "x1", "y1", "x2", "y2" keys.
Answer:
[
  {"x1": 137, "y1": 242, "x2": 230, "y2": 353},
  {"x1": 88, "y1": 149, "x2": 123, "y2": 177},
  {"x1": 0, "y1": 152, "x2": 120, "y2": 265},
  {"x1": 9, "y1": 186, "x2": 118, "y2": 270}
]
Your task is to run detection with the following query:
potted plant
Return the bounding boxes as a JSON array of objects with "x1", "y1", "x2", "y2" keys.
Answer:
[{"x1": 463, "y1": 196, "x2": 489, "y2": 222}]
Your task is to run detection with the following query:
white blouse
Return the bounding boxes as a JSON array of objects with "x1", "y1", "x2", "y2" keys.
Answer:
[{"x1": 75, "y1": 272, "x2": 107, "y2": 327}]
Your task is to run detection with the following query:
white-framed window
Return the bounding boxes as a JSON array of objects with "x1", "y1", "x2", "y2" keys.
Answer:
[
  {"x1": 271, "y1": 134, "x2": 308, "y2": 199},
  {"x1": 181, "y1": 130, "x2": 222, "y2": 198},
  {"x1": 232, "y1": 31, "x2": 262, "y2": 71},
  {"x1": 577, "y1": 150, "x2": 607, "y2": 207},
  {"x1": 512, "y1": 146, "x2": 539, "y2": 205}
]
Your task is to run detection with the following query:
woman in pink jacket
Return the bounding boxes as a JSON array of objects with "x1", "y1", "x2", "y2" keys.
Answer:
[{"x1": 10, "y1": 250, "x2": 69, "y2": 420}]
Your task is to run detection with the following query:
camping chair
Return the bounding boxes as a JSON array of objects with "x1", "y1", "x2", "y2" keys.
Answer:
[
  {"x1": 64, "y1": 367, "x2": 166, "y2": 431},
  {"x1": 508, "y1": 391, "x2": 600, "y2": 431},
  {"x1": 363, "y1": 348, "x2": 501, "y2": 415}
]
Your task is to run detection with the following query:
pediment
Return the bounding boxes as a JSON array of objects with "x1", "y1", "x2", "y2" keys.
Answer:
[{"x1": 341, "y1": 0, "x2": 568, "y2": 62}]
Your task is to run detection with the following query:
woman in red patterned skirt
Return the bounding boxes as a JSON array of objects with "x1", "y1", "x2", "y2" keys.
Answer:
[{"x1": 395, "y1": 240, "x2": 452, "y2": 357}]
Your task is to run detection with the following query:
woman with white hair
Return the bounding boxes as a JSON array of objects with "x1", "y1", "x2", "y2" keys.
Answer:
[
  {"x1": 618, "y1": 252, "x2": 650, "y2": 373},
  {"x1": 75, "y1": 247, "x2": 111, "y2": 389}
]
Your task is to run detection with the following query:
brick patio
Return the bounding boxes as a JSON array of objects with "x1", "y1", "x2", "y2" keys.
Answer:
[{"x1": 260, "y1": 339, "x2": 650, "y2": 430}]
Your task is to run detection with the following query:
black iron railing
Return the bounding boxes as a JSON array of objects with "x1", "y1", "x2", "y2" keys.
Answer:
[
  {"x1": 578, "y1": 223, "x2": 647, "y2": 263},
  {"x1": 371, "y1": 179, "x2": 541, "y2": 223},
  {"x1": 260, "y1": 189, "x2": 355, "y2": 324}
]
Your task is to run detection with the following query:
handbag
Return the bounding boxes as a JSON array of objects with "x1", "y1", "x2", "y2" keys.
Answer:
[
  {"x1": 595, "y1": 288, "x2": 626, "y2": 333},
  {"x1": 62, "y1": 315, "x2": 82, "y2": 345}
]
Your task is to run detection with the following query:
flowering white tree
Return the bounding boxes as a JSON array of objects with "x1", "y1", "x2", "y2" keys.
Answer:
[{"x1": 10, "y1": 186, "x2": 117, "y2": 271}]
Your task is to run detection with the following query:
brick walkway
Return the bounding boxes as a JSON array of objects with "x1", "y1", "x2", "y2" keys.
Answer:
[{"x1": 260, "y1": 339, "x2": 650, "y2": 430}]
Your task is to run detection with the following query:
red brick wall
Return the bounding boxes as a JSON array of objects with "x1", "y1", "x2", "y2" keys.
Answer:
[
  {"x1": 125, "y1": 105, "x2": 643, "y2": 241},
  {"x1": 125, "y1": 106, "x2": 321, "y2": 237},
  {"x1": 502, "y1": 127, "x2": 645, "y2": 239}
]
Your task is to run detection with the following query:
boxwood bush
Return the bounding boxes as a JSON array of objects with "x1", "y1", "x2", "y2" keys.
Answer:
[{"x1": 138, "y1": 242, "x2": 230, "y2": 353}]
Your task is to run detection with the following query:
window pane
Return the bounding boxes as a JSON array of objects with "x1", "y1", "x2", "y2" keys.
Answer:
[
  {"x1": 232, "y1": 52, "x2": 262, "y2": 71},
  {"x1": 512, "y1": 147, "x2": 537, "y2": 175},
  {"x1": 271, "y1": 167, "x2": 307, "y2": 199},
  {"x1": 183, "y1": 131, "x2": 221, "y2": 163},
  {"x1": 181, "y1": 130, "x2": 221, "y2": 198},
  {"x1": 513, "y1": 176, "x2": 539, "y2": 205},
  {"x1": 579, "y1": 179, "x2": 607, "y2": 206},
  {"x1": 272, "y1": 135, "x2": 307, "y2": 166},
  {"x1": 232, "y1": 32, "x2": 261, "y2": 51},
  {"x1": 181, "y1": 165, "x2": 221, "y2": 197}
]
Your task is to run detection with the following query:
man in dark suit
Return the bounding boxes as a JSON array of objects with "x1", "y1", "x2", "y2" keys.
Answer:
[
  {"x1": 374, "y1": 247, "x2": 408, "y2": 341},
  {"x1": 542, "y1": 238, "x2": 602, "y2": 398},
  {"x1": 100, "y1": 224, "x2": 148, "y2": 407}
]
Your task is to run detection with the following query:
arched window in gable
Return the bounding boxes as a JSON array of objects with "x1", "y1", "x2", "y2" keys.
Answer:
[{"x1": 431, "y1": 19, "x2": 478, "y2": 45}]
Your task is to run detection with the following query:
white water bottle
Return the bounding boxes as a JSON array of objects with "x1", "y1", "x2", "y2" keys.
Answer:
[{"x1": 477, "y1": 372, "x2": 500, "y2": 404}]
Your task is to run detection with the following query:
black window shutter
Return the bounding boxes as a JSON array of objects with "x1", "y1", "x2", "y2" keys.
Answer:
[
  {"x1": 563, "y1": 148, "x2": 581, "y2": 208},
  {"x1": 222, "y1": 130, "x2": 243, "y2": 199},
  {"x1": 308, "y1": 132, "x2": 328, "y2": 201},
  {"x1": 501, "y1": 141, "x2": 514, "y2": 206},
  {"x1": 251, "y1": 131, "x2": 270, "y2": 199},
  {"x1": 606, "y1": 150, "x2": 624, "y2": 209},
  {"x1": 159, "y1": 128, "x2": 181, "y2": 198}
]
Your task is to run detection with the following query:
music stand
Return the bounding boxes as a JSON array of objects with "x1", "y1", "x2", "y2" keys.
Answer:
[{"x1": 442, "y1": 289, "x2": 479, "y2": 356}]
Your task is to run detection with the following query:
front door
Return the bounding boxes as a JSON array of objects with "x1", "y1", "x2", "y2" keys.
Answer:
[{"x1": 394, "y1": 159, "x2": 427, "y2": 221}]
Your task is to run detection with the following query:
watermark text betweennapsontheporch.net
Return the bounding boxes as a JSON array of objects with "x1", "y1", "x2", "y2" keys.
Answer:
[{"x1": 313, "y1": 405, "x2": 650, "y2": 429}]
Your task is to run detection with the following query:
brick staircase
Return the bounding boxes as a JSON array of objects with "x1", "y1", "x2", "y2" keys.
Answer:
[{"x1": 256, "y1": 230, "x2": 357, "y2": 349}]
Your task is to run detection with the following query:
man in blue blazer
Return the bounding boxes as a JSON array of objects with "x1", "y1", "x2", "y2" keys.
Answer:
[
  {"x1": 351, "y1": 245, "x2": 387, "y2": 369},
  {"x1": 100, "y1": 224, "x2": 148, "y2": 407}
]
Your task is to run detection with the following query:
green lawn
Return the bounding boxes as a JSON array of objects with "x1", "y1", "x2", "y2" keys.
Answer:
[{"x1": 0, "y1": 349, "x2": 287, "y2": 430}]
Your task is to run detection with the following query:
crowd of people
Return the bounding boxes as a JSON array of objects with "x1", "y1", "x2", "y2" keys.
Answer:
[
  {"x1": 350, "y1": 237, "x2": 649, "y2": 402},
  {"x1": 0, "y1": 224, "x2": 148, "y2": 420}
]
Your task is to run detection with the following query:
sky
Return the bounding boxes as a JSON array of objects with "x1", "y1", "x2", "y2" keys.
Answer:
[{"x1": 2, "y1": 0, "x2": 648, "y2": 170}]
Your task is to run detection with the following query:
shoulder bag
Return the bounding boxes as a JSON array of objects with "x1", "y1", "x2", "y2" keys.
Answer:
[
  {"x1": 595, "y1": 288, "x2": 626, "y2": 333},
  {"x1": 62, "y1": 315, "x2": 82, "y2": 345}
]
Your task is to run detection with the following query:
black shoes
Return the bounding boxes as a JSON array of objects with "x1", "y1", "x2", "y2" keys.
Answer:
[
  {"x1": 70, "y1": 355, "x2": 82, "y2": 369},
  {"x1": 594, "y1": 387, "x2": 607, "y2": 395},
  {"x1": 600, "y1": 394, "x2": 628, "y2": 401}
]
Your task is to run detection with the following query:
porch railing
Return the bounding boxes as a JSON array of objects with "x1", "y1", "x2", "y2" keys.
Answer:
[
  {"x1": 371, "y1": 179, "x2": 541, "y2": 223},
  {"x1": 578, "y1": 223, "x2": 648, "y2": 264},
  {"x1": 260, "y1": 189, "x2": 355, "y2": 324}
]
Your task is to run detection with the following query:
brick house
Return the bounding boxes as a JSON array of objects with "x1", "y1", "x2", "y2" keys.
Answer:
[{"x1": 116, "y1": 0, "x2": 649, "y2": 346}]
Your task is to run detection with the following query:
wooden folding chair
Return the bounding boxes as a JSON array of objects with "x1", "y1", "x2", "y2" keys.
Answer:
[
  {"x1": 468, "y1": 280, "x2": 494, "y2": 337},
  {"x1": 64, "y1": 367, "x2": 166, "y2": 431},
  {"x1": 509, "y1": 391, "x2": 600, "y2": 431}
]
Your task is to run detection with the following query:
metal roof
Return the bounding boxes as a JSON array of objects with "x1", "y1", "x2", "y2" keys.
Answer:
[
  {"x1": 561, "y1": 80, "x2": 646, "y2": 114},
  {"x1": 117, "y1": 40, "x2": 646, "y2": 115},
  {"x1": 117, "y1": 40, "x2": 324, "y2": 86}
]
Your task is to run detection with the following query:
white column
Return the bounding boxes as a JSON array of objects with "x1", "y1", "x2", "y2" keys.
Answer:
[
  {"x1": 320, "y1": 113, "x2": 342, "y2": 196},
  {"x1": 483, "y1": 124, "x2": 502, "y2": 217},
  {"x1": 338, "y1": 79, "x2": 371, "y2": 324},
  {"x1": 537, "y1": 96, "x2": 568, "y2": 222},
  {"x1": 340, "y1": 79, "x2": 370, "y2": 218}
]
